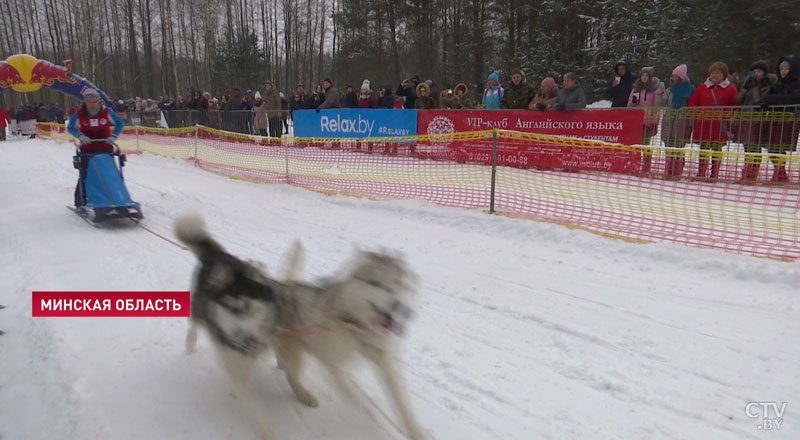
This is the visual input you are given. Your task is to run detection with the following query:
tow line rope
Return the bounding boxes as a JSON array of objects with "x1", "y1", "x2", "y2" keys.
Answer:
[
  {"x1": 277, "y1": 324, "x2": 332, "y2": 337},
  {"x1": 127, "y1": 218, "x2": 190, "y2": 251}
]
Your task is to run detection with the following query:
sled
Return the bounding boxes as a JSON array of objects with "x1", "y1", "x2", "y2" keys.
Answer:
[{"x1": 72, "y1": 145, "x2": 143, "y2": 224}]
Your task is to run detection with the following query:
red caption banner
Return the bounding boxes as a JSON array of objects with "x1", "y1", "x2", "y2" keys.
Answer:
[
  {"x1": 417, "y1": 110, "x2": 646, "y2": 173},
  {"x1": 32, "y1": 291, "x2": 191, "y2": 317}
]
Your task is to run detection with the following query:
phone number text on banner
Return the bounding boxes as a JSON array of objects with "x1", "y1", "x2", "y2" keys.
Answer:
[
  {"x1": 293, "y1": 108, "x2": 418, "y2": 138},
  {"x1": 417, "y1": 110, "x2": 646, "y2": 172},
  {"x1": 32, "y1": 291, "x2": 191, "y2": 317}
]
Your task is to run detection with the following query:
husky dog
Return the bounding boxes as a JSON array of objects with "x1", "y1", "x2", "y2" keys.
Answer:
[{"x1": 174, "y1": 215, "x2": 424, "y2": 440}]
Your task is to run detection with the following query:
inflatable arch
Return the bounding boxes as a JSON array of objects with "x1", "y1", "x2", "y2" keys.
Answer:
[{"x1": 0, "y1": 54, "x2": 115, "y2": 109}]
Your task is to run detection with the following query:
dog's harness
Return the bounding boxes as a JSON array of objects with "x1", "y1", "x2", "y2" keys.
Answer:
[
  {"x1": 272, "y1": 284, "x2": 334, "y2": 337},
  {"x1": 277, "y1": 324, "x2": 332, "y2": 337}
]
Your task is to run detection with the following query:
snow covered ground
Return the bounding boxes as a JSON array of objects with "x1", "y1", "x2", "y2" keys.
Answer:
[{"x1": 1, "y1": 138, "x2": 798, "y2": 440}]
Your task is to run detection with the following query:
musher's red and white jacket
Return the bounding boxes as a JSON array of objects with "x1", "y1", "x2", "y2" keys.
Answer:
[{"x1": 67, "y1": 105, "x2": 125, "y2": 152}]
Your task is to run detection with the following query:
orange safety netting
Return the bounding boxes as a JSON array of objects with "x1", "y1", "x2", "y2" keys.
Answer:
[{"x1": 38, "y1": 123, "x2": 800, "y2": 260}]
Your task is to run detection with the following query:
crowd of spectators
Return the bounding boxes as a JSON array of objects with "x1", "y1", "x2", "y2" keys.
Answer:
[
  {"x1": 3, "y1": 55, "x2": 799, "y2": 183},
  {"x1": 0, "y1": 103, "x2": 65, "y2": 140}
]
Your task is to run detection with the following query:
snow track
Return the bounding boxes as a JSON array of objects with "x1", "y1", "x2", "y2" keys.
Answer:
[{"x1": 1, "y1": 139, "x2": 798, "y2": 439}]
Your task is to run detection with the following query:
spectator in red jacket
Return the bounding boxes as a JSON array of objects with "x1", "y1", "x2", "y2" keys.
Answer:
[
  {"x1": 689, "y1": 61, "x2": 738, "y2": 181},
  {"x1": 0, "y1": 106, "x2": 9, "y2": 141}
]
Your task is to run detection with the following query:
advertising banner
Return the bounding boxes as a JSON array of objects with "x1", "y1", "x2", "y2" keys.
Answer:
[
  {"x1": 294, "y1": 108, "x2": 418, "y2": 139},
  {"x1": 417, "y1": 110, "x2": 646, "y2": 172}
]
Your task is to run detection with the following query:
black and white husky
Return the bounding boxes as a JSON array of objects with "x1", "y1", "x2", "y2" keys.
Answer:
[{"x1": 174, "y1": 215, "x2": 425, "y2": 440}]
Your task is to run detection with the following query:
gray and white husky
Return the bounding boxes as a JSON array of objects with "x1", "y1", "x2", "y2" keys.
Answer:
[{"x1": 174, "y1": 215, "x2": 425, "y2": 440}]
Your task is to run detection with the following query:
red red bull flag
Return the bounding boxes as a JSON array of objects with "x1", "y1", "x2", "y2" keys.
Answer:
[{"x1": 0, "y1": 54, "x2": 114, "y2": 109}]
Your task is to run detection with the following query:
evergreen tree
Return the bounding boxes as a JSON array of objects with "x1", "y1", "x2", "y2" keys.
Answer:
[{"x1": 210, "y1": 30, "x2": 267, "y2": 95}]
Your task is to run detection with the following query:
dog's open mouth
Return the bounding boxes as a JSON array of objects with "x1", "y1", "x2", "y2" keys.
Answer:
[{"x1": 371, "y1": 308, "x2": 405, "y2": 336}]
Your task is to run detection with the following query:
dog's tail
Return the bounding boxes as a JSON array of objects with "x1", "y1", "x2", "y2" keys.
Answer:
[
  {"x1": 281, "y1": 240, "x2": 305, "y2": 282},
  {"x1": 174, "y1": 214, "x2": 225, "y2": 259}
]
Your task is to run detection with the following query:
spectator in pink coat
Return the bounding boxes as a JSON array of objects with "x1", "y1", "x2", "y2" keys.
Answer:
[{"x1": 627, "y1": 66, "x2": 666, "y2": 175}]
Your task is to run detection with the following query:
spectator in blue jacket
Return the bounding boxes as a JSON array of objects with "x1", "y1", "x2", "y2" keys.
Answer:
[{"x1": 482, "y1": 70, "x2": 504, "y2": 109}]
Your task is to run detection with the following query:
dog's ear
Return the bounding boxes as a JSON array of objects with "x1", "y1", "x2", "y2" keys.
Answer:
[
  {"x1": 380, "y1": 246, "x2": 399, "y2": 259},
  {"x1": 281, "y1": 240, "x2": 305, "y2": 282},
  {"x1": 174, "y1": 213, "x2": 205, "y2": 238}
]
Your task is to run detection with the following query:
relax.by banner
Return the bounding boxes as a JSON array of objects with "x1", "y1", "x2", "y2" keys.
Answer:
[{"x1": 293, "y1": 108, "x2": 418, "y2": 139}]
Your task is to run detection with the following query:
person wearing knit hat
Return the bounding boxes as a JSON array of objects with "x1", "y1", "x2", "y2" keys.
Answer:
[
  {"x1": 759, "y1": 55, "x2": 800, "y2": 183},
  {"x1": 254, "y1": 91, "x2": 263, "y2": 100},
  {"x1": 70, "y1": 87, "x2": 124, "y2": 150},
  {"x1": 687, "y1": 61, "x2": 738, "y2": 181},
  {"x1": 671, "y1": 64, "x2": 688, "y2": 82},
  {"x1": 628, "y1": 67, "x2": 663, "y2": 110},
  {"x1": 82, "y1": 88, "x2": 101, "y2": 101},
  {"x1": 317, "y1": 77, "x2": 341, "y2": 112},
  {"x1": 482, "y1": 70, "x2": 504, "y2": 109},
  {"x1": 529, "y1": 77, "x2": 558, "y2": 111},
  {"x1": 358, "y1": 80, "x2": 376, "y2": 108},
  {"x1": 734, "y1": 60, "x2": 777, "y2": 182},
  {"x1": 763, "y1": 56, "x2": 800, "y2": 102},
  {"x1": 503, "y1": 68, "x2": 535, "y2": 109},
  {"x1": 67, "y1": 85, "x2": 125, "y2": 208},
  {"x1": 659, "y1": 64, "x2": 695, "y2": 179}
]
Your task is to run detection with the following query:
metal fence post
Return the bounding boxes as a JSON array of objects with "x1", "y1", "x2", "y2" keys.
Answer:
[
  {"x1": 193, "y1": 125, "x2": 199, "y2": 165},
  {"x1": 284, "y1": 137, "x2": 290, "y2": 184},
  {"x1": 135, "y1": 125, "x2": 140, "y2": 153},
  {"x1": 490, "y1": 128, "x2": 498, "y2": 213}
]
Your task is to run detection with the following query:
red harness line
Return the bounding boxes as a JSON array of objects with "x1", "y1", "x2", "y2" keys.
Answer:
[
  {"x1": 127, "y1": 218, "x2": 190, "y2": 251},
  {"x1": 278, "y1": 324, "x2": 332, "y2": 337}
]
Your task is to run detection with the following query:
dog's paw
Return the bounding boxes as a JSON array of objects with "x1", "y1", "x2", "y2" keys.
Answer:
[
  {"x1": 296, "y1": 390, "x2": 319, "y2": 408},
  {"x1": 407, "y1": 424, "x2": 427, "y2": 440},
  {"x1": 185, "y1": 326, "x2": 198, "y2": 354}
]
